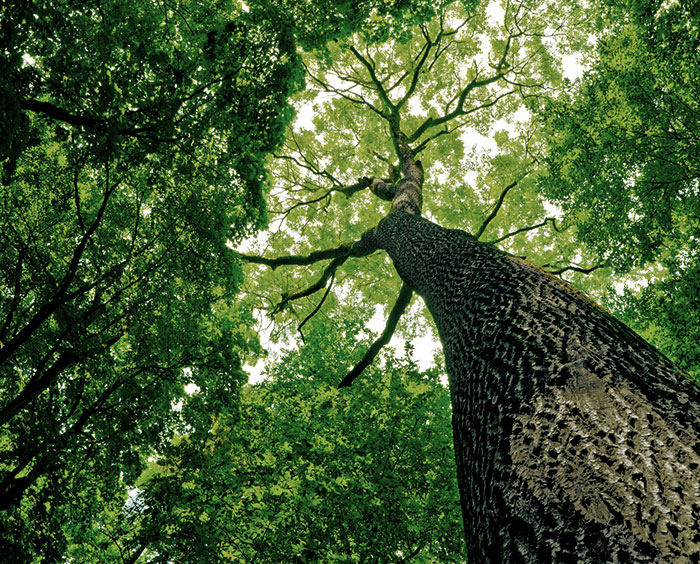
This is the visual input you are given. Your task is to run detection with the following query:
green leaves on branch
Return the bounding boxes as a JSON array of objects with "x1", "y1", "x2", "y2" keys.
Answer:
[
  {"x1": 138, "y1": 316, "x2": 466, "y2": 563},
  {"x1": 538, "y1": 0, "x2": 700, "y2": 273}
]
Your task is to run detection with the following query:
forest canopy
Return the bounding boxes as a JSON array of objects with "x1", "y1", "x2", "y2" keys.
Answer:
[{"x1": 1, "y1": 0, "x2": 698, "y2": 561}]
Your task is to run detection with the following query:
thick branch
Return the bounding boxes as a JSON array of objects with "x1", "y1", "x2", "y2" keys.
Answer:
[
  {"x1": 338, "y1": 283, "x2": 413, "y2": 389},
  {"x1": 0, "y1": 349, "x2": 77, "y2": 427},
  {"x1": 233, "y1": 229, "x2": 380, "y2": 269},
  {"x1": 370, "y1": 178, "x2": 398, "y2": 201},
  {"x1": 20, "y1": 99, "x2": 99, "y2": 128}
]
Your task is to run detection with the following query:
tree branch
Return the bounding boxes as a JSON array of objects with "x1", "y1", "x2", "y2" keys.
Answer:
[
  {"x1": 338, "y1": 284, "x2": 413, "y2": 389},
  {"x1": 302, "y1": 61, "x2": 391, "y2": 121},
  {"x1": 270, "y1": 177, "x2": 378, "y2": 217},
  {"x1": 0, "y1": 175, "x2": 119, "y2": 368},
  {"x1": 297, "y1": 270, "x2": 336, "y2": 343},
  {"x1": 0, "y1": 248, "x2": 24, "y2": 343},
  {"x1": 474, "y1": 180, "x2": 519, "y2": 240},
  {"x1": 20, "y1": 99, "x2": 99, "y2": 128},
  {"x1": 394, "y1": 30, "x2": 435, "y2": 112},
  {"x1": 543, "y1": 262, "x2": 608, "y2": 276},
  {"x1": 349, "y1": 45, "x2": 397, "y2": 116},
  {"x1": 487, "y1": 217, "x2": 559, "y2": 245},
  {"x1": 233, "y1": 229, "x2": 379, "y2": 269},
  {"x1": 407, "y1": 81, "x2": 511, "y2": 143},
  {"x1": 273, "y1": 255, "x2": 347, "y2": 315}
]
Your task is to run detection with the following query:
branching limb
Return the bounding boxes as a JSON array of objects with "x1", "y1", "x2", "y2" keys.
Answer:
[
  {"x1": 394, "y1": 28, "x2": 435, "y2": 112},
  {"x1": 0, "y1": 173, "x2": 119, "y2": 368},
  {"x1": 338, "y1": 283, "x2": 413, "y2": 389},
  {"x1": 302, "y1": 61, "x2": 391, "y2": 121},
  {"x1": 370, "y1": 178, "x2": 398, "y2": 201},
  {"x1": 349, "y1": 45, "x2": 397, "y2": 116},
  {"x1": 273, "y1": 255, "x2": 347, "y2": 315},
  {"x1": 271, "y1": 177, "x2": 372, "y2": 216},
  {"x1": 20, "y1": 99, "x2": 99, "y2": 129},
  {"x1": 407, "y1": 81, "x2": 511, "y2": 143},
  {"x1": 0, "y1": 248, "x2": 24, "y2": 344},
  {"x1": 487, "y1": 217, "x2": 560, "y2": 245}
]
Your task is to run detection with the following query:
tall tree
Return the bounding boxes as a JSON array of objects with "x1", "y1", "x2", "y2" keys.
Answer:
[{"x1": 237, "y1": 0, "x2": 700, "y2": 561}]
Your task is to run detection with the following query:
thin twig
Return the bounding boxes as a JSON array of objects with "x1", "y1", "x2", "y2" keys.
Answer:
[
  {"x1": 297, "y1": 270, "x2": 336, "y2": 343},
  {"x1": 487, "y1": 217, "x2": 559, "y2": 245},
  {"x1": 544, "y1": 262, "x2": 608, "y2": 276}
]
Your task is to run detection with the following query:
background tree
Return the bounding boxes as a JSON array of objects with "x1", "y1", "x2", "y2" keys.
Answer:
[
  {"x1": 539, "y1": 0, "x2": 700, "y2": 381},
  {"x1": 129, "y1": 314, "x2": 465, "y2": 563},
  {"x1": 0, "y1": 0, "x2": 445, "y2": 560}
]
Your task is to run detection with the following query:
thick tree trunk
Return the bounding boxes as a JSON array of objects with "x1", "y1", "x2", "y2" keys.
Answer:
[{"x1": 373, "y1": 210, "x2": 700, "y2": 563}]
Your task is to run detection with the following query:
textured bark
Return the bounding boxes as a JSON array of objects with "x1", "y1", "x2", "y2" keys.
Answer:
[{"x1": 373, "y1": 210, "x2": 700, "y2": 563}]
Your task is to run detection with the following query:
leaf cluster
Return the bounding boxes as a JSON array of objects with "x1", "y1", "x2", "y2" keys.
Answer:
[{"x1": 133, "y1": 315, "x2": 466, "y2": 563}]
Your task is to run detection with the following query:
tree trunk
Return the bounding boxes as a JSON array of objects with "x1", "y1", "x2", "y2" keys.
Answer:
[{"x1": 373, "y1": 210, "x2": 700, "y2": 563}]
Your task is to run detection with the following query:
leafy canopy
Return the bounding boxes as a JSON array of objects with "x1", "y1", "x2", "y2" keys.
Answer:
[{"x1": 136, "y1": 315, "x2": 464, "y2": 563}]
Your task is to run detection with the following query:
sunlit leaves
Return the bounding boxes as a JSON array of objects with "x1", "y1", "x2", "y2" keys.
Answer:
[
  {"x1": 539, "y1": 0, "x2": 700, "y2": 272},
  {"x1": 250, "y1": 0, "x2": 605, "y2": 351},
  {"x1": 138, "y1": 316, "x2": 466, "y2": 563}
]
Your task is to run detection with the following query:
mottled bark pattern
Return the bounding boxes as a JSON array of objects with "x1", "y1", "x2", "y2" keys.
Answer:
[{"x1": 374, "y1": 211, "x2": 700, "y2": 563}]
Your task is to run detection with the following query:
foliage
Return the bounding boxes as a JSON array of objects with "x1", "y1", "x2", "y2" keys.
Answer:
[
  {"x1": 87, "y1": 314, "x2": 465, "y2": 563},
  {"x1": 0, "y1": 0, "x2": 446, "y2": 560}
]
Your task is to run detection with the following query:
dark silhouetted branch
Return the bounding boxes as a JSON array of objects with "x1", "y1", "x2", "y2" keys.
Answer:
[
  {"x1": 338, "y1": 284, "x2": 413, "y2": 388},
  {"x1": 544, "y1": 262, "x2": 608, "y2": 276},
  {"x1": 234, "y1": 228, "x2": 380, "y2": 270},
  {"x1": 20, "y1": 99, "x2": 99, "y2": 128},
  {"x1": 474, "y1": 180, "x2": 519, "y2": 240},
  {"x1": 487, "y1": 217, "x2": 560, "y2": 245},
  {"x1": 273, "y1": 255, "x2": 347, "y2": 315},
  {"x1": 297, "y1": 270, "x2": 336, "y2": 343}
]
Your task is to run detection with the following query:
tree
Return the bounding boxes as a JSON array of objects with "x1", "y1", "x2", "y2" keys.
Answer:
[
  {"x1": 235, "y1": 0, "x2": 700, "y2": 561},
  {"x1": 4, "y1": 0, "x2": 699, "y2": 562},
  {"x1": 0, "y1": 0, "x2": 444, "y2": 560}
]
